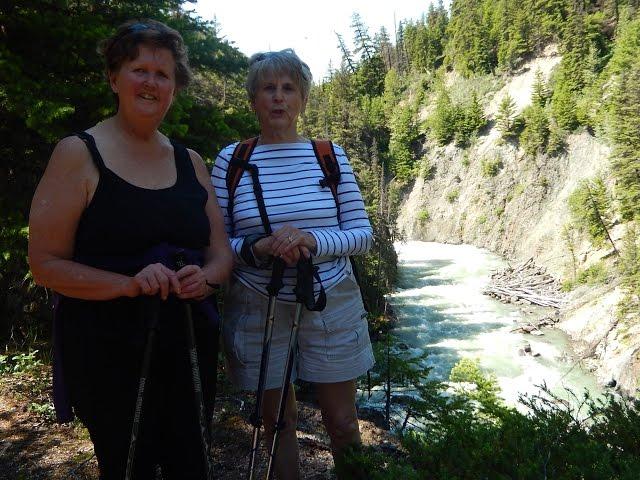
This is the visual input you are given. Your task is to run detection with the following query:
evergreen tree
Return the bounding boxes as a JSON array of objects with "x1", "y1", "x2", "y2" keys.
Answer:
[
  {"x1": 496, "y1": 94, "x2": 517, "y2": 139},
  {"x1": 335, "y1": 32, "x2": 356, "y2": 73},
  {"x1": 429, "y1": 88, "x2": 458, "y2": 145},
  {"x1": 389, "y1": 105, "x2": 418, "y2": 181},
  {"x1": 403, "y1": 2, "x2": 448, "y2": 74},
  {"x1": 520, "y1": 104, "x2": 550, "y2": 156},
  {"x1": 445, "y1": 0, "x2": 495, "y2": 75},
  {"x1": 374, "y1": 26, "x2": 394, "y2": 71},
  {"x1": 620, "y1": 225, "x2": 640, "y2": 310},
  {"x1": 532, "y1": 69, "x2": 550, "y2": 107},
  {"x1": 455, "y1": 92, "x2": 486, "y2": 146},
  {"x1": 610, "y1": 58, "x2": 640, "y2": 221},
  {"x1": 351, "y1": 12, "x2": 375, "y2": 61},
  {"x1": 568, "y1": 176, "x2": 619, "y2": 253},
  {"x1": 551, "y1": 66, "x2": 579, "y2": 131}
]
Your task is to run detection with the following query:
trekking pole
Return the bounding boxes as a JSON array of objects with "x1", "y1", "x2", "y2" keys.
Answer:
[
  {"x1": 125, "y1": 295, "x2": 160, "y2": 480},
  {"x1": 247, "y1": 258, "x2": 286, "y2": 480},
  {"x1": 174, "y1": 252, "x2": 214, "y2": 480},
  {"x1": 266, "y1": 256, "x2": 323, "y2": 480}
]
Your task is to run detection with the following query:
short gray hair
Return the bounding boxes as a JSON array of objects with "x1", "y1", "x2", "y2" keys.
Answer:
[{"x1": 245, "y1": 49, "x2": 313, "y2": 103}]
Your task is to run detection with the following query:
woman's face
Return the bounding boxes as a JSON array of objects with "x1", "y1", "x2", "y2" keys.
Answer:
[
  {"x1": 110, "y1": 45, "x2": 176, "y2": 121},
  {"x1": 252, "y1": 72, "x2": 305, "y2": 137}
]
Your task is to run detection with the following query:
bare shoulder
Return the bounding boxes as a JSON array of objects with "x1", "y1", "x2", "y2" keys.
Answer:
[
  {"x1": 47, "y1": 135, "x2": 94, "y2": 177},
  {"x1": 187, "y1": 148, "x2": 210, "y2": 178}
]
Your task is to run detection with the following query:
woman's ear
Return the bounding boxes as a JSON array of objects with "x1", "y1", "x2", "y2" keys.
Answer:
[{"x1": 109, "y1": 70, "x2": 119, "y2": 94}]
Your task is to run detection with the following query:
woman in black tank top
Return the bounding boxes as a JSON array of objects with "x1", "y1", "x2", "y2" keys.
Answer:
[{"x1": 28, "y1": 20, "x2": 232, "y2": 480}]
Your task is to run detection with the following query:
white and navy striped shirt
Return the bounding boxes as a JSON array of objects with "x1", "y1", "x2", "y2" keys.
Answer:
[{"x1": 212, "y1": 141, "x2": 373, "y2": 303}]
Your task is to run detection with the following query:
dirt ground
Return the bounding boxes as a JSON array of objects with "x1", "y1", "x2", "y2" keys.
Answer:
[{"x1": 0, "y1": 368, "x2": 396, "y2": 479}]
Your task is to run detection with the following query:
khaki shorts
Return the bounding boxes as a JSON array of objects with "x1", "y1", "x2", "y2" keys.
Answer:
[{"x1": 222, "y1": 273, "x2": 375, "y2": 390}]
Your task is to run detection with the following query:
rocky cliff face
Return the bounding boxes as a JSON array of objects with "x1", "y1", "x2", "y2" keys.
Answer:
[{"x1": 398, "y1": 49, "x2": 640, "y2": 396}]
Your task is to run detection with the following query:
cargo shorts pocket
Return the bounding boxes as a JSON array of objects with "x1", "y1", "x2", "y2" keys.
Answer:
[
  {"x1": 223, "y1": 279, "x2": 256, "y2": 366},
  {"x1": 320, "y1": 302, "x2": 369, "y2": 362}
]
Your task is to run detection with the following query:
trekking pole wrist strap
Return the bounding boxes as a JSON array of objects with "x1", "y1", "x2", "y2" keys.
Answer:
[{"x1": 241, "y1": 234, "x2": 272, "y2": 269}]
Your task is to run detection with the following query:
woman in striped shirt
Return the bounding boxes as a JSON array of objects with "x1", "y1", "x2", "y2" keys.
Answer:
[{"x1": 212, "y1": 49, "x2": 374, "y2": 479}]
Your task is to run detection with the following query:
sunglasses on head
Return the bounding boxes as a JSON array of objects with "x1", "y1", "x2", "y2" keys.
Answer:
[{"x1": 123, "y1": 22, "x2": 156, "y2": 35}]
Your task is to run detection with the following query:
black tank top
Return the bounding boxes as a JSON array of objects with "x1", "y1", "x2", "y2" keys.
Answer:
[
  {"x1": 74, "y1": 132, "x2": 210, "y2": 269},
  {"x1": 56, "y1": 132, "x2": 214, "y2": 414}
]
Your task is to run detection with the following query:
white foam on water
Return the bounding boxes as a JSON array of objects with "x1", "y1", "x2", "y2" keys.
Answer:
[{"x1": 388, "y1": 241, "x2": 601, "y2": 408}]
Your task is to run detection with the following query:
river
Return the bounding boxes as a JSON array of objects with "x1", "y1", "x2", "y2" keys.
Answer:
[{"x1": 386, "y1": 241, "x2": 601, "y2": 409}]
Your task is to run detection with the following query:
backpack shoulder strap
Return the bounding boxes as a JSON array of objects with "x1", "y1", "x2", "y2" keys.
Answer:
[
  {"x1": 225, "y1": 137, "x2": 259, "y2": 232},
  {"x1": 312, "y1": 140, "x2": 369, "y2": 312},
  {"x1": 311, "y1": 139, "x2": 341, "y2": 221}
]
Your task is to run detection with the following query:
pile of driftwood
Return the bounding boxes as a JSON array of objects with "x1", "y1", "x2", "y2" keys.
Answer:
[
  {"x1": 483, "y1": 258, "x2": 564, "y2": 308},
  {"x1": 511, "y1": 312, "x2": 560, "y2": 336}
]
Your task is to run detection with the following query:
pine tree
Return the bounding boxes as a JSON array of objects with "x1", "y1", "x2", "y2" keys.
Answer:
[
  {"x1": 568, "y1": 176, "x2": 619, "y2": 253},
  {"x1": 445, "y1": 0, "x2": 495, "y2": 75},
  {"x1": 351, "y1": 12, "x2": 375, "y2": 61},
  {"x1": 551, "y1": 76, "x2": 578, "y2": 132},
  {"x1": 610, "y1": 58, "x2": 640, "y2": 221},
  {"x1": 335, "y1": 32, "x2": 356, "y2": 73},
  {"x1": 531, "y1": 69, "x2": 549, "y2": 107},
  {"x1": 620, "y1": 225, "x2": 640, "y2": 308},
  {"x1": 429, "y1": 88, "x2": 457, "y2": 145},
  {"x1": 520, "y1": 104, "x2": 550, "y2": 156},
  {"x1": 496, "y1": 94, "x2": 517, "y2": 139},
  {"x1": 455, "y1": 92, "x2": 485, "y2": 146}
]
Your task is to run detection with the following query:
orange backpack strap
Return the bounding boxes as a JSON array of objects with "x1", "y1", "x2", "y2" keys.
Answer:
[
  {"x1": 226, "y1": 137, "x2": 259, "y2": 235},
  {"x1": 311, "y1": 139, "x2": 341, "y2": 221}
]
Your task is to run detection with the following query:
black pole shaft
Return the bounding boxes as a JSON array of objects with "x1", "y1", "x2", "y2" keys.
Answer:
[
  {"x1": 266, "y1": 302, "x2": 303, "y2": 480},
  {"x1": 184, "y1": 301, "x2": 214, "y2": 480},
  {"x1": 247, "y1": 259, "x2": 285, "y2": 480},
  {"x1": 247, "y1": 295, "x2": 278, "y2": 480},
  {"x1": 125, "y1": 298, "x2": 159, "y2": 480}
]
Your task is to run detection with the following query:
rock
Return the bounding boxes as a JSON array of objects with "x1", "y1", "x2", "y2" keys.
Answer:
[
  {"x1": 531, "y1": 330, "x2": 544, "y2": 336},
  {"x1": 524, "y1": 343, "x2": 532, "y2": 354},
  {"x1": 605, "y1": 378, "x2": 617, "y2": 388},
  {"x1": 533, "y1": 353, "x2": 541, "y2": 357}
]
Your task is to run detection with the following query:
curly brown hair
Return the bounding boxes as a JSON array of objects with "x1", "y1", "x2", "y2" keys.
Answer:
[{"x1": 98, "y1": 19, "x2": 192, "y2": 91}]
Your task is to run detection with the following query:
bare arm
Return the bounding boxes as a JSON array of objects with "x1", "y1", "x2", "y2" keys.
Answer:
[
  {"x1": 176, "y1": 150, "x2": 234, "y2": 299},
  {"x1": 28, "y1": 137, "x2": 144, "y2": 300}
]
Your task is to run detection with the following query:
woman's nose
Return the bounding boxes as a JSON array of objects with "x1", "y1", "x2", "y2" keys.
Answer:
[{"x1": 143, "y1": 73, "x2": 157, "y2": 87}]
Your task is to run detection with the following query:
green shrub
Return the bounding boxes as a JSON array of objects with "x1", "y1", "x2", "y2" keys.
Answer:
[
  {"x1": 446, "y1": 188, "x2": 460, "y2": 203},
  {"x1": 562, "y1": 261, "x2": 609, "y2": 291},
  {"x1": 0, "y1": 349, "x2": 42, "y2": 375},
  {"x1": 576, "y1": 262, "x2": 609, "y2": 285},
  {"x1": 480, "y1": 157, "x2": 502, "y2": 177},
  {"x1": 340, "y1": 370, "x2": 640, "y2": 480},
  {"x1": 417, "y1": 209, "x2": 430, "y2": 223}
]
